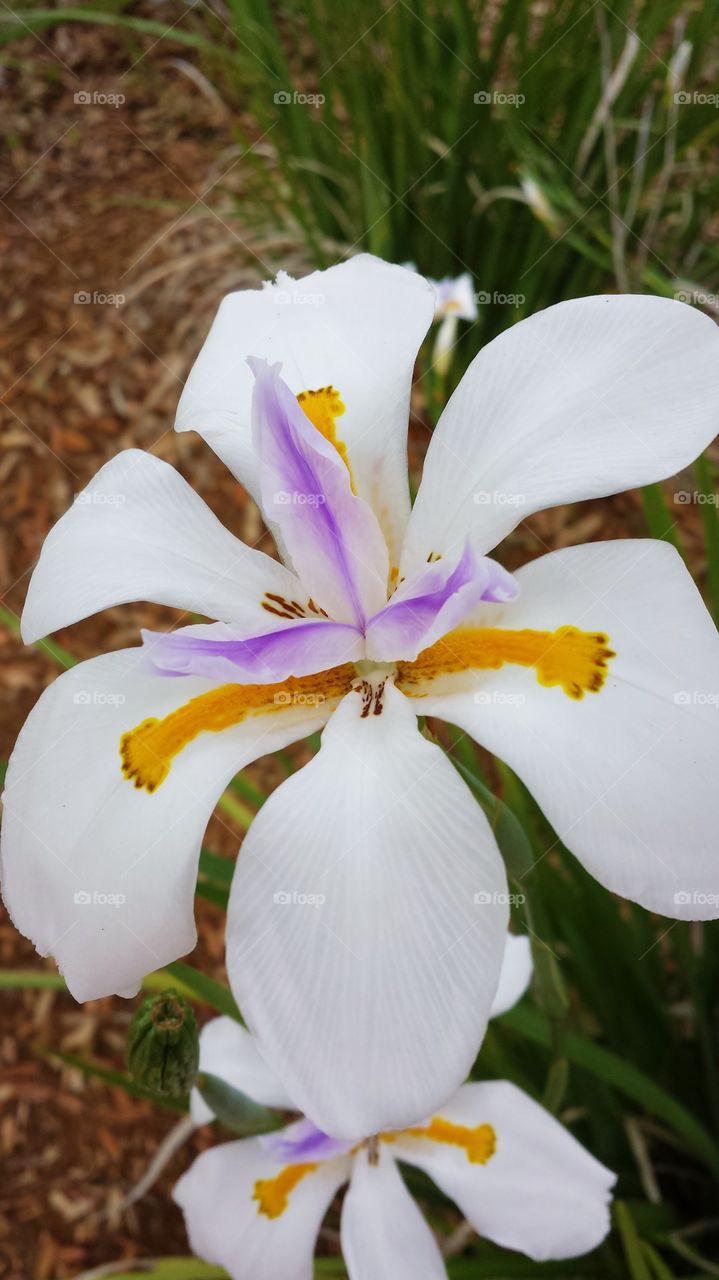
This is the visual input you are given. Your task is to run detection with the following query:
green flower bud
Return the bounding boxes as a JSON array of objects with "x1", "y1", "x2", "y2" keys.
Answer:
[{"x1": 126, "y1": 989, "x2": 199, "y2": 1097}]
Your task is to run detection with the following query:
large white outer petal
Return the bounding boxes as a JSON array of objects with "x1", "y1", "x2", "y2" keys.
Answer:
[
  {"x1": 226, "y1": 681, "x2": 509, "y2": 1140},
  {"x1": 341, "y1": 1147, "x2": 446, "y2": 1280},
  {"x1": 22, "y1": 450, "x2": 304, "y2": 643},
  {"x1": 190, "y1": 1016, "x2": 294, "y2": 1125},
  {"x1": 419, "y1": 540, "x2": 719, "y2": 919},
  {"x1": 175, "y1": 255, "x2": 435, "y2": 565},
  {"x1": 173, "y1": 1136, "x2": 349, "y2": 1280},
  {"x1": 401, "y1": 295, "x2": 719, "y2": 574},
  {"x1": 0, "y1": 650, "x2": 329, "y2": 1001},
  {"x1": 393, "y1": 1081, "x2": 615, "y2": 1262}
]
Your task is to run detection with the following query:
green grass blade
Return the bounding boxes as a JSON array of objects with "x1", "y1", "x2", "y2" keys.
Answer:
[
  {"x1": 614, "y1": 1202, "x2": 653, "y2": 1280},
  {"x1": 640, "y1": 485, "x2": 684, "y2": 556},
  {"x1": 44, "y1": 1050, "x2": 188, "y2": 1112},
  {"x1": 503, "y1": 1005, "x2": 719, "y2": 1177},
  {"x1": 163, "y1": 962, "x2": 242, "y2": 1023}
]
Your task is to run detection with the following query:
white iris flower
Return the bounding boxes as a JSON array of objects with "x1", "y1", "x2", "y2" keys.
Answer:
[{"x1": 3, "y1": 256, "x2": 719, "y2": 1139}]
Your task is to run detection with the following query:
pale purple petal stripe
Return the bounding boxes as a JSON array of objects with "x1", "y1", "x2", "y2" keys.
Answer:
[
  {"x1": 250, "y1": 358, "x2": 389, "y2": 628},
  {"x1": 364, "y1": 544, "x2": 519, "y2": 662},
  {"x1": 260, "y1": 1117, "x2": 355, "y2": 1165},
  {"x1": 141, "y1": 618, "x2": 364, "y2": 683}
]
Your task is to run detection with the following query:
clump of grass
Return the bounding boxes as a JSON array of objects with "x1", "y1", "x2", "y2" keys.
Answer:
[{"x1": 5, "y1": 2, "x2": 719, "y2": 352}]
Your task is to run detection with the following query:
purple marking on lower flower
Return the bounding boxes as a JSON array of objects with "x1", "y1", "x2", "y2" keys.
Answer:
[{"x1": 260, "y1": 1117, "x2": 356, "y2": 1165}]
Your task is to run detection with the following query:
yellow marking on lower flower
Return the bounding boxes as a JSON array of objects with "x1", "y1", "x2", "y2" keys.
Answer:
[
  {"x1": 297, "y1": 386, "x2": 355, "y2": 492},
  {"x1": 253, "y1": 1163, "x2": 318, "y2": 1219},
  {"x1": 397, "y1": 625, "x2": 615, "y2": 700},
  {"x1": 119, "y1": 666, "x2": 354, "y2": 793},
  {"x1": 384, "y1": 1117, "x2": 497, "y2": 1164}
]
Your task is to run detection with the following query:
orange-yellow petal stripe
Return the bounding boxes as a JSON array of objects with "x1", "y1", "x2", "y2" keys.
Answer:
[
  {"x1": 397, "y1": 625, "x2": 614, "y2": 700},
  {"x1": 120, "y1": 665, "x2": 354, "y2": 793},
  {"x1": 297, "y1": 386, "x2": 355, "y2": 491},
  {"x1": 383, "y1": 1116, "x2": 497, "y2": 1164},
  {"x1": 253, "y1": 1162, "x2": 319, "y2": 1218}
]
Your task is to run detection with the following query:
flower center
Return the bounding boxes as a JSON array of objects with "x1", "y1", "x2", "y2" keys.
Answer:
[
  {"x1": 119, "y1": 625, "x2": 613, "y2": 792},
  {"x1": 250, "y1": 1115, "x2": 497, "y2": 1220}
]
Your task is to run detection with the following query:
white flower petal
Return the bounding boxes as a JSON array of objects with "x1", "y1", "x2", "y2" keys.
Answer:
[
  {"x1": 394, "y1": 1081, "x2": 615, "y2": 1261},
  {"x1": 402, "y1": 295, "x2": 719, "y2": 574},
  {"x1": 341, "y1": 1147, "x2": 446, "y2": 1280},
  {"x1": 490, "y1": 933, "x2": 533, "y2": 1019},
  {"x1": 0, "y1": 650, "x2": 329, "y2": 1001},
  {"x1": 175, "y1": 255, "x2": 435, "y2": 565},
  {"x1": 190, "y1": 1016, "x2": 294, "y2": 1125},
  {"x1": 226, "y1": 681, "x2": 509, "y2": 1139},
  {"x1": 418, "y1": 540, "x2": 719, "y2": 919},
  {"x1": 174, "y1": 1136, "x2": 349, "y2": 1280},
  {"x1": 22, "y1": 450, "x2": 303, "y2": 643}
]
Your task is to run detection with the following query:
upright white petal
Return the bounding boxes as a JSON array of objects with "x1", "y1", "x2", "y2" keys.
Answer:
[
  {"x1": 401, "y1": 295, "x2": 719, "y2": 575},
  {"x1": 0, "y1": 651, "x2": 329, "y2": 1000},
  {"x1": 175, "y1": 255, "x2": 435, "y2": 565},
  {"x1": 250, "y1": 359, "x2": 389, "y2": 624},
  {"x1": 174, "y1": 1136, "x2": 349, "y2": 1280},
  {"x1": 394, "y1": 1081, "x2": 615, "y2": 1261},
  {"x1": 22, "y1": 450, "x2": 304, "y2": 643},
  {"x1": 227, "y1": 682, "x2": 509, "y2": 1139},
  {"x1": 490, "y1": 933, "x2": 532, "y2": 1018},
  {"x1": 418, "y1": 540, "x2": 719, "y2": 919},
  {"x1": 341, "y1": 1147, "x2": 446, "y2": 1280},
  {"x1": 191, "y1": 1017, "x2": 294, "y2": 1125}
]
